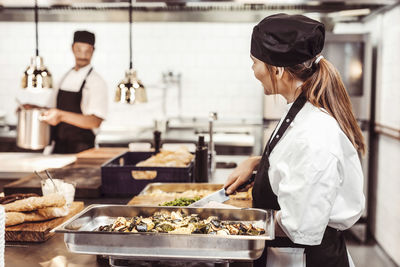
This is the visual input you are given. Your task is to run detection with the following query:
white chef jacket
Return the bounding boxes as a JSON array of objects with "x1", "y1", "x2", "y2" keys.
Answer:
[
  {"x1": 265, "y1": 101, "x2": 365, "y2": 267},
  {"x1": 52, "y1": 64, "x2": 108, "y2": 121}
]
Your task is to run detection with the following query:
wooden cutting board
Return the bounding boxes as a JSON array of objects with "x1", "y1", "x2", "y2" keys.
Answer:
[
  {"x1": 127, "y1": 194, "x2": 252, "y2": 208},
  {"x1": 5, "y1": 201, "x2": 84, "y2": 242},
  {"x1": 4, "y1": 165, "x2": 102, "y2": 198},
  {"x1": 76, "y1": 147, "x2": 128, "y2": 165}
]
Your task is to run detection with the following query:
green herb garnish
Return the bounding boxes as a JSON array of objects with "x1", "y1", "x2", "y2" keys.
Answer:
[{"x1": 159, "y1": 197, "x2": 201, "y2": 206}]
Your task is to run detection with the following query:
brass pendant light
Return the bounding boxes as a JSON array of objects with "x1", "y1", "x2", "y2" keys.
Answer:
[
  {"x1": 115, "y1": 0, "x2": 147, "y2": 104},
  {"x1": 21, "y1": 0, "x2": 53, "y2": 90}
]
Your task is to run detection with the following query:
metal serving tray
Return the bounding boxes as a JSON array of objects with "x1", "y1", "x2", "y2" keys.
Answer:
[
  {"x1": 139, "y1": 183, "x2": 223, "y2": 195},
  {"x1": 54, "y1": 204, "x2": 274, "y2": 261}
]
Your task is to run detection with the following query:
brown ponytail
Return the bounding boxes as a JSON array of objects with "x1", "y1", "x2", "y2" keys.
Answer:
[{"x1": 268, "y1": 57, "x2": 367, "y2": 155}]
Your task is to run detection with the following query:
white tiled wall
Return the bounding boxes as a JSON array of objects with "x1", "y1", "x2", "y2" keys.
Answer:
[
  {"x1": 373, "y1": 6, "x2": 400, "y2": 266},
  {"x1": 0, "y1": 22, "x2": 263, "y2": 129},
  {"x1": 336, "y1": 7, "x2": 400, "y2": 266}
]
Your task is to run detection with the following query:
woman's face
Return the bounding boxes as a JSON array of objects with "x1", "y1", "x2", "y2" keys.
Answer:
[{"x1": 250, "y1": 55, "x2": 275, "y2": 95}]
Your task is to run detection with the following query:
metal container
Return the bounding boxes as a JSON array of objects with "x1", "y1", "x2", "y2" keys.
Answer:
[
  {"x1": 54, "y1": 204, "x2": 274, "y2": 261},
  {"x1": 17, "y1": 108, "x2": 50, "y2": 150}
]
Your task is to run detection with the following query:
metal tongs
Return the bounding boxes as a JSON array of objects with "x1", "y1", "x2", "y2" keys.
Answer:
[{"x1": 34, "y1": 170, "x2": 59, "y2": 193}]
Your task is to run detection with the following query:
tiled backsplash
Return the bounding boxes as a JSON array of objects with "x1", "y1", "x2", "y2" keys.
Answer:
[{"x1": 0, "y1": 22, "x2": 263, "y2": 129}]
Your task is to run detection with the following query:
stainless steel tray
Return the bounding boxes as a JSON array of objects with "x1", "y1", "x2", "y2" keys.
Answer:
[
  {"x1": 139, "y1": 183, "x2": 223, "y2": 195},
  {"x1": 54, "y1": 204, "x2": 274, "y2": 261}
]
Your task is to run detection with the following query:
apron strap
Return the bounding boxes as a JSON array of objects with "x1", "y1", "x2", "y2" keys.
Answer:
[
  {"x1": 266, "y1": 92, "x2": 307, "y2": 156},
  {"x1": 79, "y1": 67, "x2": 93, "y2": 93},
  {"x1": 58, "y1": 66, "x2": 93, "y2": 92}
]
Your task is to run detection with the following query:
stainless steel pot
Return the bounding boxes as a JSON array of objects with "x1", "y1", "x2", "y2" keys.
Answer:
[{"x1": 17, "y1": 108, "x2": 50, "y2": 150}]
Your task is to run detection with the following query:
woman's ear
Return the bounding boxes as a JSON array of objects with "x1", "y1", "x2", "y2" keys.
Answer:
[{"x1": 275, "y1": 67, "x2": 284, "y2": 80}]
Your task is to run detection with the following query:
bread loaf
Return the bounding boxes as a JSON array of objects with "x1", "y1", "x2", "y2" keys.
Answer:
[
  {"x1": 3, "y1": 193, "x2": 66, "y2": 212},
  {"x1": 5, "y1": 210, "x2": 62, "y2": 226},
  {"x1": 37, "y1": 205, "x2": 69, "y2": 218},
  {"x1": 0, "y1": 193, "x2": 39, "y2": 205},
  {"x1": 5, "y1": 212, "x2": 25, "y2": 226}
]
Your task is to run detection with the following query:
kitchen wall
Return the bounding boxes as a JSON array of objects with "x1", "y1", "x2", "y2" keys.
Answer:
[
  {"x1": 370, "y1": 7, "x2": 400, "y2": 266},
  {"x1": 0, "y1": 21, "x2": 263, "y2": 131},
  {"x1": 336, "y1": 6, "x2": 400, "y2": 266}
]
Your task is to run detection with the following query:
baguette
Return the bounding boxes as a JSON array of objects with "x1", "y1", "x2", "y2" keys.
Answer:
[
  {"x1": 5, "y1": 210, "x2": 60, "y2": 227},
  {"x1": 0, "y1": 193, "x2": 39, "y2": 205},
  {"x1": 37, "y1": 205, "x2": 69, "y2": 218},
  {"x1": 5, "y1": 212, "x2": 25, "y2": 226},
  {"x1": 3, "y1": 193, "x2": 66, "y2": 212}
]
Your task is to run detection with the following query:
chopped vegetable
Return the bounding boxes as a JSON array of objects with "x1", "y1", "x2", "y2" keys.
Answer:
[
  {"x1": 97, "y1": 210, "x2": 265, "y2": 236},
  {"x1": 159, "y1": 197, "x2": 201, "y2": 207}
]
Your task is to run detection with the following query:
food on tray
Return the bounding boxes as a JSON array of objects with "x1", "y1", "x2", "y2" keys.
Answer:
[
  {"x1": 132, "y1": 147, "x2": 194, "y2": 180},
  {"x1": 97, "y1": 210, "x2": 265, "y2": 236},
  {"x1": 5, "y1": 209, "x2": 64, "y2": 226},
  {"x1": 0, "y1": 193, "x2": 39, "y2": 204},
  {"x1": 159, "y1": 197, "x2": 201, "y2": 206},
  {"x1": 2, "y1": 193, "x2": 68, "y2": 226},
  {"x1": 137, "y1": 147, "x2": 194, "y2": 167},
  {"x1": 3, "y1": 193, "x2": 66, "y2": 212},
  {"x1": 37, "y1": 205, "x2": 70, "y2": 218},
  {"x1": 148, "y1": 189, "x2": 214, "y2": 198},
  {"x1": 146, "y1": 189, "x2": 251, "y2": 200}
]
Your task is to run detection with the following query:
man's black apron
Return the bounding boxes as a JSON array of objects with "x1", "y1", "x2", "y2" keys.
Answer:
[
  {"x1": 252, "y1": 93, "x2": 350, "y2": 267},
  {"x1": 52, "y1": 67, "x2": 95, "y2": 154}
]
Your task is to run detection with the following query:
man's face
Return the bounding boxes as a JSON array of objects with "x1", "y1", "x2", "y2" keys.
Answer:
[{"x1": 72, "y1": 42, "x2": 94, "y2": 68}]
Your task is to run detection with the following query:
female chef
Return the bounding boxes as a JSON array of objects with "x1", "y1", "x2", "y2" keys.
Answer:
[{"x1": 224, "y1": 14, "x2": 365, "y2": 267}]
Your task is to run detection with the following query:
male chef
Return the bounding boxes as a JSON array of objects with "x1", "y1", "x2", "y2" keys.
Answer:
[{"x1": 41, "y1": 30, "x2": 108, "y2": 153}]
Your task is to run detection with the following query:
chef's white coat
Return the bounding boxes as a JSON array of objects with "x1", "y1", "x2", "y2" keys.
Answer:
[
  {"x1": 265, "y1": 101, "x2": 365, "y2": 267},
  {"x1": 52, "y1": 64, "x2": 108, "y2": 121}
]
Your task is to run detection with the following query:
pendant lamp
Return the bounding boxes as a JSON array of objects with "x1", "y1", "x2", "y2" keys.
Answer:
[
  {"x1": 115, "y1": 0, "x2": 147, "y2": 104},
  {"x1": 21, "y1": 0, "x2": 53, "y2": 90}
]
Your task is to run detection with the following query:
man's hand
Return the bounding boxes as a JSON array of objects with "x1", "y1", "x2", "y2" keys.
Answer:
[
  {"x1": 223, "y1": 156, "x2": 261, "y2": 195},
  {"x1": 40, "y1": 109, "x2": 102, "y2": 129},
  {"x1": 40, "y1": 108, "x2": 63, "y2": 126}
]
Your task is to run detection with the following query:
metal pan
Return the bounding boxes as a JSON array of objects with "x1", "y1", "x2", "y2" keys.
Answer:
[{"x1": 54, "y1": 204, "x2": 274, "y2": 261}]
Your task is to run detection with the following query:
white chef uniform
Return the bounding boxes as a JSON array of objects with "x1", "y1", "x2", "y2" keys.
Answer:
[
  {"x1": 52, "y1": 64, "x2": 108, "y2": 132},
  {"x1": 265, "y1": 101, "x2": 365, "y2": 267}
]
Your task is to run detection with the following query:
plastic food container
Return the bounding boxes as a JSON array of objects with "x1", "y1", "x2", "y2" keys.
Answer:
[
  {"x1": 41, "y1": 179, "x2": 76, "y2": 206},
  {"x1": 101, "y1": 151, "x2": 194, "y2": 197}
]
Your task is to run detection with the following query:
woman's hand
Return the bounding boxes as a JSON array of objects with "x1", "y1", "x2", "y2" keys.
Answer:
[
  {"x1": 40, "y1": 108, "x2": 63, "y2": 126},
  {"x1": 224, "y1": 156, "x2": 261, "y2": 195}
]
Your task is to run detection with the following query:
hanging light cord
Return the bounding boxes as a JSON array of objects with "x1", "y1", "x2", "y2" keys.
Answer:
[
  {"x1": 35, "y1": 0, "x2": 39, "y2": 56},
  {"x1": 129, "y1": 0, "x2": 133, "y2": 69}
]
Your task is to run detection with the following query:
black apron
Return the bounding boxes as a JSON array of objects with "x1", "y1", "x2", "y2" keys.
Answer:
[
  {"x1": 252, "y1": 93, "x2": 350, "y2": 267},
  {"x1": 52, "y1": 67, "x2": 95, "y2": 154}
]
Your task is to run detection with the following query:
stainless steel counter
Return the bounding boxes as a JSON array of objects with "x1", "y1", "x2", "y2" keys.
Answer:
[
  {"x1": 4, "y1": 155, "x2": 252, "y2": 267},
  {"x1": 6, "y1": 234, "x2": 99, "y2": 267},
  {"x1": 0, "y1": 152, "x2": 76, "y2": 179},
  {"x1": 97, "y1": 125, "x2": 263, "y2": 156},
  {"x1": 1, "y1": 124, "x2": 263, "y2": 155}
]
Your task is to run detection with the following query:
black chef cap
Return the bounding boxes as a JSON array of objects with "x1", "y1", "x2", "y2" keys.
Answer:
[
  {"x1": 73, "y1": 30, "x2": 95, "y2": 46},
  {"x1": 251, "y1": 13, "x2": 325, "y2": 67}
]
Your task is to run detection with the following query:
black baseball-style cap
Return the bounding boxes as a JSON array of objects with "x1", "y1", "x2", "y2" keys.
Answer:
[
  {"x1": 251, "y1": 13, "x2": 325, "y2": 67},
  {"x1": 73, "y1": 30, "x2": 95, "y2": 46}
]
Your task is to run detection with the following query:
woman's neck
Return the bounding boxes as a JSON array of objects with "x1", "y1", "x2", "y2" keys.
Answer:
[{"x1": 280, "y1": 80, "x2": 303, "y2": 103}]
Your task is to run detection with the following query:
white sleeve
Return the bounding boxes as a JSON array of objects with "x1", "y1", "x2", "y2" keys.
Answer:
[
  {"x1": 49, "y1": 86, "x2": 59, "y2": 108},
  {"x1": 272, "y1": 140, "x2": 341, "y2": 245},
  {"x1": 82, "y1": 75, "x2": 108, "y2": 120}
]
